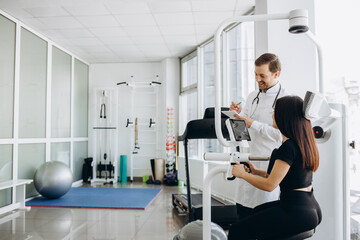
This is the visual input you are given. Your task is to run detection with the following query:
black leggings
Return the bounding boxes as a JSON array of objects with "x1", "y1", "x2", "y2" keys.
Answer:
[{"x1": 228, "y1": 190, "x2": 322, "y2": 240}]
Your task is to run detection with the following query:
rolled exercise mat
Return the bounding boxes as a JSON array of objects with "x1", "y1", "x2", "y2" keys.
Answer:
[
  {"x1": 120, "y1": 155, "x2": 127, "y2": 183},
  {"x1": 154, "y1": 158, "x2": 165, "y2": 183},
  {"x1": 150, "y1": 159, "x2": 155, "y2": 180}
]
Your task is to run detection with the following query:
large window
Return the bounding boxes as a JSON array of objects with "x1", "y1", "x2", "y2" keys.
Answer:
[
  {"x1": 179, "y1": 21, "x2": 254, "y2": 159},
  {"x1": 228, "y1": 22, "x2": 255, "y2": 104},
  {"x1": 203, "y1": 41, "x2": 215, "y2": 109},
  {"x1": 181, "y1": 52, "x2": 198, "y2": 90},
  {"x1": 202, "y1": 41, "x2": 223, "y2": 153},
  {"x1": 180, "y1": 53, "x2": 198, "y2": 158}
]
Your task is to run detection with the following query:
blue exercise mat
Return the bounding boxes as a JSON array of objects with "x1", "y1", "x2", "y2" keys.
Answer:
[{"x1": 26, "y1": 187, "x2": 162, "y2": 210}]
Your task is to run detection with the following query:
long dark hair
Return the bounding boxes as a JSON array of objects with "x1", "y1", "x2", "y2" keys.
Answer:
[{"x1": 274, "y1": 96, "x2": 319, "y2": 172}]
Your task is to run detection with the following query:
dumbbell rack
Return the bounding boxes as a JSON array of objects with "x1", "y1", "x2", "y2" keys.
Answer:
[{"x1": 166, "y1": 107, "x2": 176, "y2": 174}]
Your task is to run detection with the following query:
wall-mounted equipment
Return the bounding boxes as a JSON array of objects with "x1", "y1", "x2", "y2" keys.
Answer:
[{"x1": 92, "y1": 88, "x2": 118, "y2": 185}]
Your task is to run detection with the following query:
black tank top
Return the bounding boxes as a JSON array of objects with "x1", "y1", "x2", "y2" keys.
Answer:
[{"x1": 267, "y1": 139, "x2": 313, "y2": 192}]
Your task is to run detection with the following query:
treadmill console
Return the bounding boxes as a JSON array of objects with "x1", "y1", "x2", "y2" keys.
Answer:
[{"x1": 228, "y1": 119, "x2": 251, "y2": 141}]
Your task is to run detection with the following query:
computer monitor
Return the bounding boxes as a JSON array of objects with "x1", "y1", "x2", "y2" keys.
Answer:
[{"x1": 229, "y1": 119, "x2": 251, "y2": 141}]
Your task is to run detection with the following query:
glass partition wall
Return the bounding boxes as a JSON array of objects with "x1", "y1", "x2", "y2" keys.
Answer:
[
  {"x1": 0, "y1": 13, "x2": 15, "y2": 208},
  {"x1": 0, "y1": 11, "x2": 89, "y2": 199}
]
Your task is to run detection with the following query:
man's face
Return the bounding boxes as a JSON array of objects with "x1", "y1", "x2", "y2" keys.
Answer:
[{"x1": 255, "y1": 64, "x2": 279, "y2": 91}]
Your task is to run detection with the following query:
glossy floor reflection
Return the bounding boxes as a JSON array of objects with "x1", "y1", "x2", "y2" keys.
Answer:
[{"x1": 0, "y1": 182, "x2": 187, "y2": 240}]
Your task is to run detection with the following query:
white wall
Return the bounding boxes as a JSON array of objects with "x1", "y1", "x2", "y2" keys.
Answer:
[
  {"x1": 255, "y1": 0, "x2": 318, "y2": 97},
  {"x1": 89, "y1": 60, "x2": 180, "y2": 178},
  {"x1": 160, "y1": 58, "x2": 180, "y2": 158},
  {"x1": 314, "y1": 0, "x2": 360, "y2": 94},
  {"x1": 89, "y1": 62, "x2": 162, "y2": 177},
  {"x1": 313, "y1": 1, "x2": 359, "y2": 239}
]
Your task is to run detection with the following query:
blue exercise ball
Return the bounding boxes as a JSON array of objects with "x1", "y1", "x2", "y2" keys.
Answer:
[
  {"x1": 173, "y1": 220, "x2": 227, "y2": 240},
  {"x1": 34, "y1": 161, "x2": 73, "y2": 199}
]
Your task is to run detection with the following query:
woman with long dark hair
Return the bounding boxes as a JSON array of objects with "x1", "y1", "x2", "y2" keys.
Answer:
[{"x1": 228, "y1": 96, "x2": 322, "y2": 240}]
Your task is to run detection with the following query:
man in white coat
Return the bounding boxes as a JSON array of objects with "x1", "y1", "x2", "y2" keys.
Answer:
[{"x1": 230, "y1": 53, "x2": 289, "y2": 220}]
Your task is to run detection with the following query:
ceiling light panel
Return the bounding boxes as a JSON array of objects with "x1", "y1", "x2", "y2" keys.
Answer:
[
  {"x1": 63, "y1": 4, "x2": 110, "y2": 16},
  {"x1": 76, "y1": 15, "x2": 119, "y2": 28},
  {"x1": 107, "y1": 44, "x2": 140, "y2": 52},
  {"x1": 24, "y1": 7, "x2": 69, "y2": 17},
  {"x1": 105, "y1": 2, "x2": 151, "y2": 15},
  {"x1": 115, "y1": 14, "x2": 157, "y2": 27},
  {"x1": 123, "y1": 26, "x2": 162, "y2": 37},
  {"x1": 20, "y1": 17, "x2": 49, "y2": 30},
  {"x1": 148, "y1": 1, "x2": 192, "y2": 13},
  {"x1": 37, "y1": 16, "x2": 83, "y2": 29},
  {"x1": 191, "y1": 0, "x2": 237, "y2": 12},
  {"x1": 79, "y1": 45, "x2": 113, "y2": 53},
  {"x1": 71, "y1": 37, "x2": 104, "y2": 46},
  {"x1": 130, "y1": 36, "x2": 165, "y2": 45},
  {"x1": 1, "y1": 7, "x2": 33, "y2": 19},
  {"x1": 98, "y1": 36, "x2": 133, "y2": 45},
  {"x1": 89, "y1": 27, "x2": 128, "y2": 37},
  {"x1": 193, "y1": 11, "x2": 234, "y2": 24},
  {"x1": 0, "y1": 0, "x2": 255, "y2": 63},
  {"x1": 159, "y1": 25, "x2": 195, "y2": 36},
  {"x1": 163, "y1": 35, "x2": 197, "y2": 45},
  {"x1": 1, "y1": 0, "x2": 60, "y2": 8},
  {"x1": 56, "y1": 28, "x2": 94, "y2": 38},
  {"x1": 196, "y1": 35, "x2": 212, "y2": 44},
  {"x1": 154, "y1": 13, "x2": 194, "y2": 26},
  {"x1": 195, "y1": 24, "x2": 217, "y2": 35},
  {"x1": 137, "y1": 44, "x2": 169, "y2": 53}
]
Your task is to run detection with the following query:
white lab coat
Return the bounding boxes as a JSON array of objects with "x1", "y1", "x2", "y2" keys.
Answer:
[{"x1": 234, "y1": 82, "x2": 289, "y2": 208}]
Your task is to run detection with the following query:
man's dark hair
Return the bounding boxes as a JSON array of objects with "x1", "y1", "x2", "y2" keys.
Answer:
[{"x1": 255, "y1": 53, "x2": 281, "y2": 74}]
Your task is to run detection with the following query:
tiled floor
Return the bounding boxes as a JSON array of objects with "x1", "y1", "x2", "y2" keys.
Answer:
[{"x1": 0, "y1": 182, "x2": 187, "y2": 240}]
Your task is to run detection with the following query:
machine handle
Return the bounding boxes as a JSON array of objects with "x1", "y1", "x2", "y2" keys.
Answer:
[
  {"x1": 204, "y1": 152, "x2": 269, "y2": 162},
  {"x1": 204, "y1": 152, "x2": 232, "y2": 161},
  {"x1": 227, "y1": 161, "x2": 251, "y2": 180},
  {"x1": 126, "y1": 118, "x2": 133, "y2": 127},
  {"x1": 240, "y1": 161, "x2": 251, "y2": 172},
  {"x1": 248, "y1": 155, "x2": 270, "y2": 161}
]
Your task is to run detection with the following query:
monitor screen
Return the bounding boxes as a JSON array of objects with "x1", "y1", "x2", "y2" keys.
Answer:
[{"x1": 229, "y1": 119, "x2": 251, "y2": 141}]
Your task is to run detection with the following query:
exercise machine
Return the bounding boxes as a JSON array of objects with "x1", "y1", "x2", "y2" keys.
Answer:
[
  {"x1": 92, "y1": 88, "x2": 118, "y2": 184},
  {"x1": 173, "y1": 107, "x2": 238, "y2": 228},
  {"x1": 201, "y1": 7, "x2": 350, "y2": 240}
]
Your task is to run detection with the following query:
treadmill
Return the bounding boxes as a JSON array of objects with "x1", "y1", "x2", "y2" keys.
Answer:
[{"x1": 172, "y1": 107, "x2": 237, "y2": 228}]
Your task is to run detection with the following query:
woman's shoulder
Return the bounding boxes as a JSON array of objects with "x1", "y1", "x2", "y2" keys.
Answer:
[
  {"x1": 283, "y1": 139, "x2": 296, "y2": 146},
  {"x1": 280, "y1": 139, "x2": 300, "y2": 154}
]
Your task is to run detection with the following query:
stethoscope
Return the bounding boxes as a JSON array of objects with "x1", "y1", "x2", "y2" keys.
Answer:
[{"x1": 250, "y1": 84, "x2": 282, "y2": 118}]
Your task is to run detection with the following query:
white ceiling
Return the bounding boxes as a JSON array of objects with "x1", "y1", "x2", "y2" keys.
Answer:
[{"x1": 0, "y1": 0, "x2": 254, "y2": 63}]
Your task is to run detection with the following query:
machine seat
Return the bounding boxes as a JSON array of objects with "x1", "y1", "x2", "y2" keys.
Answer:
[{"x1": 267, "y1": 229, "x2": 315, "y2": 240}]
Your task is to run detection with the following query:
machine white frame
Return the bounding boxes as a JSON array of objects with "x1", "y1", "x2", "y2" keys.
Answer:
[
  {"x1": 118, "y1": 76, "x2": 161, "y2": 181},
  {"x1": 91, "y1": 88, "x2": 119, "y2": 184},
  {"x1": 202, "y1": 9, "x2": 349, "y2": 240}
]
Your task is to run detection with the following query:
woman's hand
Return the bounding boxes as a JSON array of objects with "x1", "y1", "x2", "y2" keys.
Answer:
[
  {"x1": 232, "y1": 161, "x2": 247, "y2": 178},
  {"x1": 243, "y1": 161, "x2": 258, "y2": 174}
]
